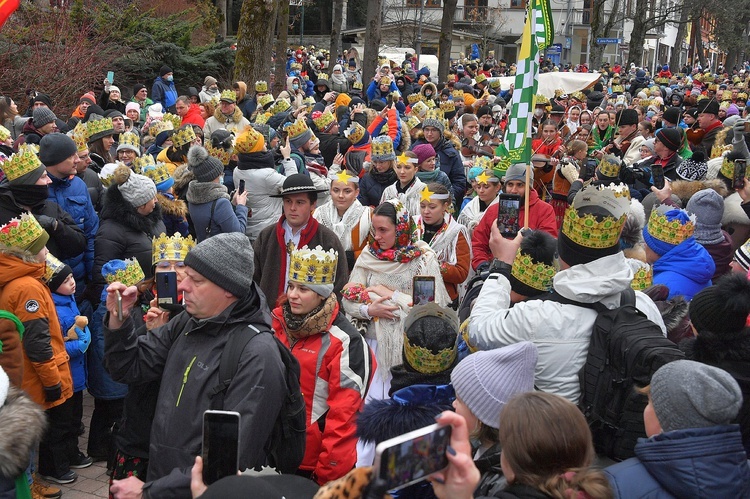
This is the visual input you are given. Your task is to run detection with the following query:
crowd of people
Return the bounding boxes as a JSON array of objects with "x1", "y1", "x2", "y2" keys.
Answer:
[{"x1": 2, "y1": 47, "x2": 750, "y2": 499}]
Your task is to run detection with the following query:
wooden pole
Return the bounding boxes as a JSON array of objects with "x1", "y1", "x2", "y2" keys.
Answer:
[{"x1": 524, "y1": 162, "x2": 530, "y2": 229}]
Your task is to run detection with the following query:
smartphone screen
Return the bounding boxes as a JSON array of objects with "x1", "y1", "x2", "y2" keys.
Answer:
[
  {"x1": 651, "y1": 165, "x2": 665, "y2": 190},
  {"x1": 238, "y1": 179, "x2": 246, "y2": 195},
  {"x1": 497, "y1": 194, "x2": 521, "y2": 238},
  {"x1": 734, "y1": 160, "x2": 747, "y2": 190},
  {"x1": 583, "y1": 158, "x2": 597, "y2": 181},
  {"x1": 374, "y1": 423, "x2": 452, "y2": 491},
  {"x1": 412, "y1": 276, "x2": 436, "y2": 306},
  {"x1": 106, "y1": 71, "x2": 115, "y2": 84},
  {"x1": 114, "y1": 289, "x2": 123, "y2": 321},
  {"x1": 155, "y1": 271, "x2": 178, "y2": 306},
  {"x1": 202, "y1": 410, "x2": 240, "y2": 485}
]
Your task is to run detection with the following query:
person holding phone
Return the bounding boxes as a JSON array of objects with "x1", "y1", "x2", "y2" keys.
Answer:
[{"x1": 638, "y1": 127, "x2": 683, "y2": 188}]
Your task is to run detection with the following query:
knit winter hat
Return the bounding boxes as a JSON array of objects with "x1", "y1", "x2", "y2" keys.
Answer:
[
  {"x1": 204, "y1": 75, "x2": 217, "y2": 87},
  {"x1": 39, "y1": 132, "x2": 78, "y2": 167},
  {"x1": 113, "y1": 164, "x2": 157, "y2": 208},
  {"x1": 184, "y1": 232, "x2": 254, "y2": 298},
  {"x1": 125, "y1": 102, "x2": 140, "y2": 116},
  {"x1": 159, "y1": 65, "x2": 173, "y2": 76},
  {"x1": 187, "y1": 146, "x2": 224, "y2": 182},
  {"x1": 79, "y1": 92, "x2": 96, "y2": 106},
  {"x1": 689, "y1": 273, "x2": 750, "y2": 335},
  {"x1": 413, "y1": 143, "x2": 436, "y2": 165},
  {"x1": 685, "y1": 188, "x2": 725, "y2": 245},
  {"x1": 504, "y1": 163, "x2": 533, "y2": 184},
  {"x1": 655, "y1": 127, "x2": 681, "y2": 152},
  {"x1": 48, "y1": 261, "x2": 74, "y2": 293},
  {"x1": 32, "y1": 107, "x2": 56, "y2": 128},
  {"x1": 651, "y1": 360, "x2": 742, "y2": 432},
  {"x1": 676, "y1": 150, "x2": 708, "y2": 181},
  {"x1": 642, "y1": 205, "x2": 696, "y2": 257},
  {"x1": 662, "y1": 107, "x2": 682, "y2": 125},
  {"x1": 451, "y1": 342, "x2": 538, "y2": 429},
  {"x1": 641, "y1": 138, "x2": 656, "y2": 155}
]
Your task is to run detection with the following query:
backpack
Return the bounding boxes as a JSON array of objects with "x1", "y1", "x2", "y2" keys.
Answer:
[
  {"x1": 546, "y1": 288, "x2": 684, "y2": 461},
  {"x1": 209, "y1": 323, "x2": 306, "y2": 473}
]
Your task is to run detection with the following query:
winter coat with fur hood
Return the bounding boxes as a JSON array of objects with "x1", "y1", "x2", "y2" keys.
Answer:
[{"x1": 203, "y1": 106, "x2": 250, "y2": 141}]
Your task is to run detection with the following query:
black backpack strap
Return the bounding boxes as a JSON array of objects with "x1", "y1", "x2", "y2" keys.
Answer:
[
  {"x1": 206, "y1": 199, "x2": 219, "y2": 236},
  {"x1": 209, "y1": 323, "x2": 268, "y2": 410},
  {"x1": 542, "y1": 289, "x2": 635, "y2": 314}
]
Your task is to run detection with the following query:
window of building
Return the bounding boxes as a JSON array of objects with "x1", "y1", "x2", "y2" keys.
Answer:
[
  {"x1": 406, "y1": 0, "x2": 441, "y2": 7},
  {"x1": 510, "y1": 0, "x2": 526, "y2": 8}
]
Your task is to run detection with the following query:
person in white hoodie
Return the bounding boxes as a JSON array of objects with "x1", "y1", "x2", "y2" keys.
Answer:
[
  {"x1": 199, "y1": 76, "x2": 221, "y2": 104},
  {"x1": 466, "y1": 184, "x2": 666, "y2": 404}
]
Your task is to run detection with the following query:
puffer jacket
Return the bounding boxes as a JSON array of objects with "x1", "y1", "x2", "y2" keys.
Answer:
[
  {"x1": 151, "y1": 76, "x2": 177, "y2": 112},
  {"x1": 652, "y1": 237, "x2": 714, "y2": 300},
  {"x1": 412, "y1": 137, "x2": 466, "y2": 205},
  {"x1": 0, "y1": 250, "x2": 73, "y2": 409},
  {"x1": 358, "y1": 169, "x2": 397, "y2": 207},
  {"x1": 604, "y1": 425, "x2": 750, "y2": 498},
  {"x1": 52, "y1": 292, "x2": 90, "y2": 393},
  {"x1": 47, "y1": 172, "x2": 98, "y2": 282}
]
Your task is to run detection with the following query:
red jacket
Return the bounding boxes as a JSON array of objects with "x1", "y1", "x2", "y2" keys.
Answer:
[
  {"x1": 471, "y1": 189, "x2": 558, "y2": 270},
  {"x1": 273, "y1": 300, "x2": 375, "y2": 484},
  {"x1": 180, "y1": 103, "x2": 205, "y2": 128}
]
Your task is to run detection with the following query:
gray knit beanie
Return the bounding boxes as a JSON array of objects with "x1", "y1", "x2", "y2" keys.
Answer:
[
  {"x1": 187, "y1": 146, "x2": 224, "y2": 182},
  {"x1": 40, "y1": 133, "x2": 78, "y2": 167},
  {"x1": 113, "y1": 164, "x2": 157, "y2": 208},
  {"x1": 450, "y1": 341, "x2": 538, "y2": 429},
  {"x1": 685, "y1": 188, "x2": 725, "y2": 245},
  {"x1": 504, "y1": 163, "x2": 533, "y2": 184},
  {"x1": 651, "y1": 360, "x2": 742, "y2": 433},
  {"x1": 184, "y1": 232, "x2": 254, "y2": 298},
  {"x1": 32, "y1": 107, "x2": 57, "y2": 128}
]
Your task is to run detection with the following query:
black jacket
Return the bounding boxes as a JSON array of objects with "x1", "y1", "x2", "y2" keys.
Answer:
[{"x1": 77, "y1": 168, "x2": 104, "y2": 212}]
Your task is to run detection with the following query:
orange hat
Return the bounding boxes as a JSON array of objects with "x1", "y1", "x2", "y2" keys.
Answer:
[{"x1": 335, "y1": 93, "x2": 352, "y2": 109}]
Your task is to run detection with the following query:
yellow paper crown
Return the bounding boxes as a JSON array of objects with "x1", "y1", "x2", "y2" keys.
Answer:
[
  {"x1": 0, "y1": 125, "x2": 9, "y2": 142},
  {"x1": 535, "y1": 94, "x2": 550, "y2": 106},
  {"x1": 631, "y1": 263, "x2": 653, "y2": 291},
  {"x1": 404, "y1": 115, "x2": 421, "y2": 131},
  {"x1": 235, "y1": 126, "x2": 263, "y2": 154},
  {"x1": 286, "y1": 118, "x2": 310, "y2": 140},
  {"x1": 118, "y1": 131, "x2": 140, "y2": 151},
  {"x1": 597, "y1": 155, "x2": 621, "y2": 178},
  {"x1": 172, "y1": 126, "x2": 196, "y2": 148},
  {"x1": 562, "y1": 184, "x2": 631, "y2": 249},
  {"x1": 646, "y1": 205, "x2": 696, "y2": 246},
  {"x1": 451, "y1": 90, "x2": 464, "y2": 100},
  {"x1": 254, "y1": 112, "x2": 270, "y2": 125},
  {"x1": 403, "y1": 336, "x2": 457, "y2": 374},
  {"x1": 721, "y1": 90, "x2": 733, "y2": 101},
  {"x1": 269, "y1": 99, "x2": 291, "y2": 115},
  {"x1": 370, "y1": 137, "x2": 395, "y2": 158},
  {"x1": 257, "y1": 93, "x2": 274, "y2": 108},
  {"x1": 708, "y1": 83, "x2": 718, "y2": 92},
  {"x1": 141, "y1": 162, "x2": 172, "y2": 187},
  {"x1": 474, "y1": 156, "x2": 494, "y2": 171},
  {"x1": 103, "y1": 257, "x2": 145, "y2": 286},
  {"x1": 739, "y1": 92, "x2": 748, "y2": 100},
  {"x1": 711, "y1": 142, "x2": 732, "y2": 159},
  {"x1": 133, "y1": 154, "x2": 157, "y2": 174},
  {"x1": 43, "y1": 253, "x2": 68, "y2": 284},
  {"x1": 149, "y1": 119, "x2": 174, "y2": 138},
  {"x1": 70, "y1": 122, "x2": 89, "y2": 152},
  {"x1": 425, "y1": 108, "x2": 444, "y2": 121},
  {"x1": 3, "y1": 147, "x2": 42, "y2": 182},
  {"x1": 86, "y1": 116, "x2": 114, "y2": 140},
  {"x1": 489, "y1": 78, "x2": 501, "y2": 89},
  {"x1": 571, "y1": 91, "x2": 586, "y2": 102},
  {"x1": 288, "y1": 245, "x2": 338, "y2": 286},
  {"x1": 352, "y1": 81, "x2": 363, "y2": 90},
  {"x1": 510, "y1": 248, "x2": 556, "y2": 292},
  {"x1": 345, "y1": 122, "x2": 366, "y2": 144},
  {"x1": 379, "y1": 76, "x2": 391, "y2": 86},
  {"x1": 313, "y1": 110, "x2": 336, "y2": 131},
  {"x1": 255, "y1": 80, "x2": 268, "y2": 93},
  {"x1": 161, "y1": 113, "x2": 181, "y2": 132},
  {"x1": 152, "y1": 233, "x2": 196, "y2": 265},
  {"x1": 410, "y1": 101, "x2": 429, "y2": 119},
  {"x1": 720, "y1": 101, "x2": 730, "y2": 110},
  {"x1": 220, "y1": 89, "x2": 237, "y2": 102},
  {"x1": 407, "y1": 93, "x2": 423, "y2": 104},
  {"x1": 440, "y1": 100, "x2": 456, "y2": 113},
  {"x1": 554, "y1": 87, "x2": 565, "y2": 97},
  {"x1": 475, "y1": 73, "x2": 487, "y2": 84},
  {"x1": 0, "y1": 212, "x2": 46, "y2": 252}
]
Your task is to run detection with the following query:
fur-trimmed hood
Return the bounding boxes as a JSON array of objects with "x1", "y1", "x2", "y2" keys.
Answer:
[
  {"x1": 172, "y1": 164, "x2": 194, "y2": 198},
  {"x1": 0, "y1": 386, "x2": 47, "y2": 476},
  {"x1": 670, "y1": 178, "x2": 729, "y2": 206},
  {"x1": 185, "y1": 180, "x2": 230, "y2": 205},
  {"x1": 157, "y1": 192, "x2": 187, "y2": 217},
  {"x1": 212, "y1": 105, "x2": 245, "y2": 125},
  {"x1": 420, "y1": 82, "x2": 438, "y2": 98},
  {"x1": 101, "y1": 183, "x2": 164, "y2": 234}
]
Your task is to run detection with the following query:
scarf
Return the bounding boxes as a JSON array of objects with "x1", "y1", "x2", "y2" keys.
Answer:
[
  {"x1": 416, "y1": 169, "x2": 441, "y2": 184},
  {"x1": 370, "y1": 167, "x2": 397, "y2": 186},
  {"x1": 395, "y1": 176, "x2": 416, "y2": 194},
  {"x1": 281, "y1": 293, "x2": 337, "y2": 340},
  {"x1": 331, "y1": 72, "x2": 348, "y2": 86},
  {"x1": 185, "y1": 180, "x2": 230, "y2": 204},
  {"x1": 314, "y1": 199, "x2": 368, "y2": 250},
  {"x1": 9, "y1": 184, "x2": 49, "y2": 208},
  {"x1": 416, "y1": 213, "x2": 468, "y2": 266},
  {"x1": 368, "y1": 199, "x2": 422, "y2": 263},
  {"x1": 237, "y1": 150, "x2": 276, "y2": 170},
  {"x1": 305, "y1": 153, "x2": 328, "y2": 177},
  {"x1": 275, "y1": 215, "x2": 320, "y2": 297}
]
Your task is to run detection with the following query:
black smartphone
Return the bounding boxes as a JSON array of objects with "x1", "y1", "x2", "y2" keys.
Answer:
[
  {"x1": 373, "y1": 423, "x2": 452, "y2": 491},
  {"x1": 238, "y1": 179, "x2": 245, "y2": 195},
  {"x1": 412, "y1": 276, "x2": 436, "y2": 306},
  {"x1": 583, "y1": 158, "x2": 597, "y2": 181},
  {"x1": 651, "y1": 164, "x2": 665, "y2": 190},
  {"x1": 202, "y1": 410, "x2": 240, "y2": 485},
  {"x1": 155, "y1": 271, "x2": 178, "y2": 306},
  {"x1": 734, "y1": 159, "x2": 747, "y2": 190},
  {"x1": 497, "y1": 193, "x2": 521, "y2": 238}
]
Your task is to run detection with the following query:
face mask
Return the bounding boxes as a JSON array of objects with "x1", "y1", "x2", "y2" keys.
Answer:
[
  {"x1": 166, "y1": 75, "x2": 173, "y2": 82},
  {"x1": 219, "y1": 176, "x2": 224, "y2": 185},
  {"x1": 534, "y1": 109, "x2": 544, "y2": 118},
  {"x1": 293, "y1": 84, "x2": 299, "y2": 90},
  {"x1": 425, "y1": 91, "x2": 432, "y2": 97}
]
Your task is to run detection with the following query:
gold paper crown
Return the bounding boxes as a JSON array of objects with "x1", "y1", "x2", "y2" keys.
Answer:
[
  {"x1": 739, "y1": 92, "x2": 748, "y2": 100},
  {"x1": 425, "y1": 98, "x2": 437, "y2": 109},
  {"x1": 0, "y1": 125, "x2": 9, "y2": 142},
  {"x1": 269, "y1": 99, "x2": 291, "y2": 115},
  {"x1": 403, "y1": 335, "x2": 457, "y2": 375},
  {"x1": 152, "y1": 233, "x2": 196, "y2": 265},
  {"x1": 209, "y1": 95, "x2": 221, "y2": 108},
  {"x1": 721, "y1": 90, "x2": 733, "y2": 101},
  {"x1": 631, "y1": 263, "x2": 653, "y2": 291},
  {"x1": 352, "y1": 81, "x2": 363, "y2": 90},
  {"x1": 510, "y1": 249, "x2": 556, "y2": 292},
  {"x1": 86, "y1": 116, "x2": 114, "y2": 140},
  {"x1": 712, "y1": 142, "x2": 733, "y2": 159},
  {"x1": 345, "y1": 122, "x2": 366, "y2": 144},
  {"x1": 379, "y1": 76, "x2": 390, "y2": 85},
  {"x1": 597, "y1": 155, "x2": 621, "y2": 178},
  {"x1": 255, "y1": 80, "x2": 268, "y2": 93},
  {"x1": 0, "y1": 212, "x2": 46, "y2": 251},
  {"x1": 286, "y1": 118, "x2": 310, "y2": 140},
  {"x1": 410, "y1": 101, "x2": 429, "y2": 119},
  {"x1": 118, "y1": 131, "x2": 140, "y2": 151},
  {"x1": 141, "y1": 162, "x2": 172, "y2": 188},
  {"x1": 561, "y1": 185, "x2": 631, "y2": 249},
  {"x1": 133, "y1": 154, "x2": 157, "y2": 174},
  {"x1": 220, "y1": 89, "x2": 237, "y2": 102},
  {"x1": 172, "y1": 126, "x2": 196, "y2": 148},
  {"x1": 407, "y1": 93, "x2": 422, "y2": 104},
  {"x1": 646, "y1": 205, "x2": 695, "y2": 246},
  {"x1": 103, "y1": 257, "x2": 145, "y2": 286},
  {"x1": 475, "y1": 73, "x2": 487, "y2": 84},
  {"x1": 290, "y1": 62, "x2": 302, "y2": 71},
  {"x1": 720, "y1": 101, "x2": 730, "y2": 110},
  {"x1": 313, "y1": 110, "x2": 336, "y2": 131},
  {"x1": 571, "y1": 91, "x2": 585, "y2": 102},
  {"x1": 43, "y1": 253, "x2": 68, "y2": 284},
  {"x1": 451, "y1": 90, "x2": 464, "y2": 100},
  {"x1": 474, "y1": 156, "x2": 494, "y2": 171},
  {"x1": 235, "y1": 126, "x2": 262, "y2": 154},
  {"x1": 440, "y1": 100, "x2": 456, "y2": 113},
  {"x1": 257, "y1": 93, "x2": 274, "y2": 108},
  {"x1": 254, "y1": 112, "x2": 270, "y2": 125},
  {"x1": 535, "y1": 94, "x2": 550, "y2": 106},
  {"x1": 404, "y1": 115, "x2": 421, "y2": 131},
  {"x1": 554, "y1": 87, "x2": 565, "y2": 97},
  {"x1": 70, "y1": 122, "x2": 89, "y2": 152},
  {"x1": 370, "y1": 137, "x2": 394, "y2": 158},
  {"x1": 288, "y1": 245, "x2": 338, "y2": 286},
  {"x1": 425, "y1": 108, "x2": 444, "y2": 121},
  {"x1": 19, "y1": 143, "x2": 39, "y2": 156},
  {"x1": 3, "y1": 146, "x2": 42, "y2": 182},
  {"x1": 489, "y1": 78, "x2": 501, "y2": 89},
  {"x1": 708, "y1": 83, "x2": 718, "y2": 92},
  {"x1": 149, "y1": 119, "x2": 174, "y2": 138}
]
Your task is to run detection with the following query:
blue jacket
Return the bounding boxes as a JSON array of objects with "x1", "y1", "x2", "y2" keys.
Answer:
[
  {"x1": 188, "y1": 196, "x2": 248, "y2": 243},
  {"x1": 151, "y1": 76, "x2": 178, "y2": 111},
  {"x1": 412, "y1": 137, "x2": 467, "y2": 206},
  {"x1": 604, "y1": 425, "x2": 750, "y2": 499},
  {"x1": 366, "y1": 79, "x2": 399, "y2": 104},
  {"x1": 47, "y1": 173, "x2": 99, "y2": 283},
  {"x1": 52, "y1": 292, "x2": 90, "y2": 392},
  {"x1": 653, "y1": 237, "x2": 714, "y2": 300}
]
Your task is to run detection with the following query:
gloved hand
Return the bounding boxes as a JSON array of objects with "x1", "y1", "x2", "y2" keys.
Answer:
[
  {"x1": 734, "y1": 119, "x2": 747, "y2": 142},
  {"x1": 44, "y1": 383, "x2": 62, "y2": 403},
  {"x1": 35, "y1": 214, "x2": 57, "y2": 232},
  {"x1": 560, "y1": 161, "x2": 580, "y2": 184}
]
